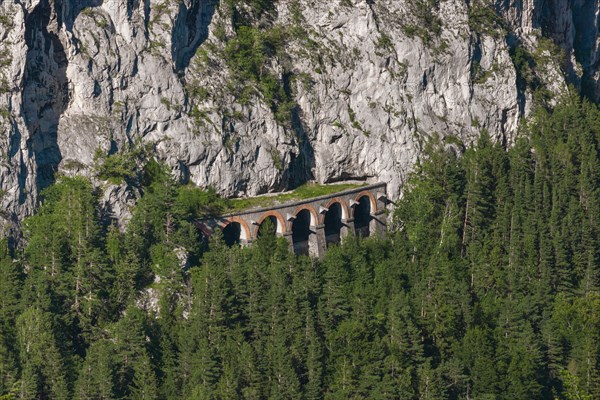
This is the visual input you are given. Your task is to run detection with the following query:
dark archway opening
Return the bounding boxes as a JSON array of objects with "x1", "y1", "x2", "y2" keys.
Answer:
[
  {"x1": 292, "y1": 210, "x2": 312, "y2": 256},
  {"x1": 324, "y1": 202, "x2": 343, "y2": 247},
  {"x1": 222, "y1": 222, "x2": 242, "y2": 247},
  {"x1": 258, "y1": 216, "x2": 278, "y2": 238},
  {"x1": 354, "y1": 196, "x2": 372, "y2": 237}
]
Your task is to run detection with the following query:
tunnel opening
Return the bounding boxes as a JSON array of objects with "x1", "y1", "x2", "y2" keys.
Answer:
[
  {"x1": 258, "y1": 216, "x2": 278, "y2": 238},
  {"x1": 222, "y1": 222, "x2": 242, "y2": 247},
  {"x1": 292, "y1": 209, "x2": 313, "y2": 256},
  {"x1": 324, "y1": 202, "x2": 343, "y2": 247},
  {"x1": 354, "y1": 196, "x2": 372, "y2": 237}
]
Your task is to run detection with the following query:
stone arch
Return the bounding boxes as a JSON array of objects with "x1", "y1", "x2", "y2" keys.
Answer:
[
  {"x1": 253, "y1": 210, "x2": 286, "y2": 239},
  {"x1": 351, "y1": 190, "x2": 377, "y2": 216},
  {"x1": 319, "y1": 197, "x2": 350, "y2": 224},
  {"x1": 322, "y1": 201, "x2": 345, "y2": 247},
  {"x1": 293, "y1": 204, "x2": 318, "y2": 226},
  {"x1": 352, "y1": 192, "x2": 375, "y2": 237},
  {"x1": 221, "y1": 216, "x2": 251, "y2": 246},
  {"x1": 291, "y1": 207, "x2": 318, "y2": 256}
]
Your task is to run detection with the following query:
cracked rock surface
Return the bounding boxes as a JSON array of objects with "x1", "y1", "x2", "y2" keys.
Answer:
[{"x1": 0, "y1": 0, "x2": 597, "y2": 235}]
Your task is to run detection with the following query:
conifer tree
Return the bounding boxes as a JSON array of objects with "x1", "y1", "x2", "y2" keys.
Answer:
[
  {"x1": 74, "y1": 339, "x2": 116, "y2": 400},
  {"x1": 0, "y1": 240, "x2": 21, "y2": 396},
  {"x1": 16, "y1": 307, "x2": 68, "y2": 399}
]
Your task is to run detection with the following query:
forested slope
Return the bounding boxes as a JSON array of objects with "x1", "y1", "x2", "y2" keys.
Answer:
[{"x1": 1, "y1": 94, "x2": 600, "y2": 399}]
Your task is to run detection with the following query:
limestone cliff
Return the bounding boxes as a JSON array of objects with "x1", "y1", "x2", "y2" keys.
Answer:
[{"x1": 0, "y1": 0, "x2": 597, "y2": 234}]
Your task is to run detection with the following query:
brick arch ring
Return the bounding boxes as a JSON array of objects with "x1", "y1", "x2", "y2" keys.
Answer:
[
  {"x1": 223, "y1": 216, "x2": 252, "y2": 241},
  {"x1": 253, "y1": 210, "x2": 287, "y2": 239},
  {"x1": 293, "y1": 204, "x2": 319, "y2": 227},
  {"x1": 351, "y1": 190, "x2": 377, "y2": 219},
  {"x1": 319, "y1": 197, "x2": 350, "y2": 224}
]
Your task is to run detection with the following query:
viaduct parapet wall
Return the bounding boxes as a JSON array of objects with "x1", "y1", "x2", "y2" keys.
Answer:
[{"x1": 198, "y1": 183, "x2": 388, "y2": 257}]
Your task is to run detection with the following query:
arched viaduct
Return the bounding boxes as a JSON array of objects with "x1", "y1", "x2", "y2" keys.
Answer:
[{"x1": 198, "y1": 183, "x2": 388, "y2": 257}]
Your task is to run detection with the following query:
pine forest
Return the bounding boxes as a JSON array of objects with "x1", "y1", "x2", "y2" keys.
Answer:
[{"x1": 1, "y1": 93, "x2": 600, "y2": 399}]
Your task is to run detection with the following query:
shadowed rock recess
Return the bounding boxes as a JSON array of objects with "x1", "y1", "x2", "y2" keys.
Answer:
[{"x1": 0, "y1": 0, "x2": 598, "y2": 235}]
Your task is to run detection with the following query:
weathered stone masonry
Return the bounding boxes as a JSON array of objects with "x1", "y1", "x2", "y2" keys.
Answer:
[{"x1": 198, "y1": 183, "x2": 388, "y2": 257}]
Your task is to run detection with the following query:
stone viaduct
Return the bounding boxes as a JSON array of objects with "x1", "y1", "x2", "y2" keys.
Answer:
[{"x1": 197, "y1": 183, "x2": 388, "y2": 257}]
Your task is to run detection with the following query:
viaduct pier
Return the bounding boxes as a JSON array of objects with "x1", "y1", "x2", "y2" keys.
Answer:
[{"x1": 198, "y1": 183, "x2": 388, "y2": 257}]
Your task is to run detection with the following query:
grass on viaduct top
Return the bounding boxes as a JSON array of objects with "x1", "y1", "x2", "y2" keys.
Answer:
[{"x1": 226, "y1": 182, "x2": 366, "y2": 213}]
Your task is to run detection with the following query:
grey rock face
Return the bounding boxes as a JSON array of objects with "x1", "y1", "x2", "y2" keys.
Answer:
[{"x1": 0, "y1": 0, "x2": 597, "y2": 234}]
